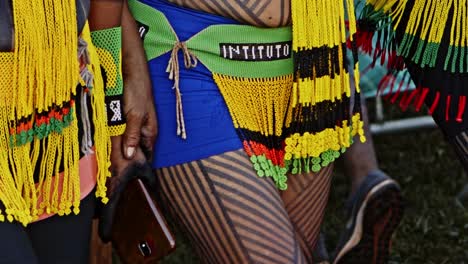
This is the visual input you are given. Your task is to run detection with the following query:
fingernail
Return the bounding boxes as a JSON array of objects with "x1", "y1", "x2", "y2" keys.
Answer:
[{"x1": 127, "y1": 147, "x2": 135, "y2": 158}]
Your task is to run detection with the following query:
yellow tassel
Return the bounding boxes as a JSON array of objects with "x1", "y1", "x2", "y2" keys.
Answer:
[
  {"x1": 0, "y1": 1, "x2": 111, "y2": 224},
  {"x1": 81, "y1": 25, "x2": 112, "y2": 205},
  {"x1": 291, "y1": 0, "x2": 358, "y2": 107},
  {"x1": 283, "y1": 113, "x2": 366, "y2": 162},
  {"x1": 286, "y1": 0, "x2": 365, "y2": 168},
  {"x1": 368, "y1": 0, "x2": 467, "y2": 70},
  {"x1": 213, "y1": 73, "x2": 293, "y2": 137},
  {"x1": 12, "y1": 0, "x2": 78, "y2": 117}
]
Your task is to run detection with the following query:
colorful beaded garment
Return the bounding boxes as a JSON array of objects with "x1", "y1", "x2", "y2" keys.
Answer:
[
  {"x1": 0, "y1": 0, "x2": 121, "y2": 225},
  {"x1": 130, "y1": 0, "x2": 366, "y2": 190},
  {"x1": 357, "y1": 0, "x2": 468, "y2": 119},
  {"x1": 217, "y1": 1, "x2": 366, "y2": 189}
]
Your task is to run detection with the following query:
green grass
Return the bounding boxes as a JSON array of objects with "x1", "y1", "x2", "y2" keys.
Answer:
[
  {"x1": 159, "y1": 103, "x2": 468, "y2": 264},
  {"x1": 325, "y1": 129, "x2": 468, "y2": 263}
]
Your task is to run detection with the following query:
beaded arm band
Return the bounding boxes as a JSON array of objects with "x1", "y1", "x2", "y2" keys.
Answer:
[{"x1": 91, "y1": 27, "x2": 126, "y2": 136}]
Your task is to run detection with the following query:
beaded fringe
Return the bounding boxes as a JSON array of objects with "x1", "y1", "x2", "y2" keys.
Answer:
[
  {"x1": 213, "y1": 73, "x2": 365, "y2": 190},
  {"x1": 358, "y1": 0, "x2": 468, "y2": 122},
  {"x1": 0, "y1": 9, "x2": 111, "y2": 225}
]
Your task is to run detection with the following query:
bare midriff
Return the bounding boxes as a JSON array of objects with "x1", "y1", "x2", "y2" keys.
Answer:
[{"x1": 166, "y1": 0, "x2": 291, "y2": 28}]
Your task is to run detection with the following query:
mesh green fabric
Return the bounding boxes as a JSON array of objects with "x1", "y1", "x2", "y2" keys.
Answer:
[
  {"x1": 91, "y1": 27, "x2": 125, "y2": 136},
  {"x1": 91, "y1": 27, "x2": 123, "y2": 96},
  {"x1": 128, "y1": 0, "x2": 293, "y2": 78}
]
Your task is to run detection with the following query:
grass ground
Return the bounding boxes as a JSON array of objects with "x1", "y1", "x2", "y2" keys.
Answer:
[{"x1": 159, "y1": 102, "x2": 468, "y2": 264}]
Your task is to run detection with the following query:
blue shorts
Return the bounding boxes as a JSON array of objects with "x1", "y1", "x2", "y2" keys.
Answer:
[{"x1": 139, "y1": 0, "x2": 243, "y2": 168}]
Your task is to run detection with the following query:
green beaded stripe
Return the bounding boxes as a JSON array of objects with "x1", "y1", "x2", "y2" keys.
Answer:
[
  {"x1": 128, "y1": 0, "x2": 293, "y2": 78},
  {"x1": 364, "y1": 2, "x2": 468, "y2": 74},
  {"x1": 9, "y1": 108, "x2": 75, "y2": 147}
]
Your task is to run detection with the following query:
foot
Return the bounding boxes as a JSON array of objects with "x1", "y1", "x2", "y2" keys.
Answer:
[{"x1": 332, "y1": 170, "x2": 404, "y2": 264}]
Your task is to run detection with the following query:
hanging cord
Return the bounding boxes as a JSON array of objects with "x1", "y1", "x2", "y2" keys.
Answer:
[
  {"x1": 166, "y1": 41, "x2": 198, "y2": 139},
  {"x1": 78, "y1": 37, "x2": 94, "y2": 155}
]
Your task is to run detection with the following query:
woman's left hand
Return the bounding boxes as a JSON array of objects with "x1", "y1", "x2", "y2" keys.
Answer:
[
  {"x1": 121, "y1": 0, "x2": 157, "y2": 161},
  {"x1": 122, "y1": 75, "x2": 158, "y2": 160}
]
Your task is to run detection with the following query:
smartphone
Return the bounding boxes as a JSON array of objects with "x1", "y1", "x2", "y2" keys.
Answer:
[{"x1": 112, "y1": 178, "x2": 176, "y2": 264}]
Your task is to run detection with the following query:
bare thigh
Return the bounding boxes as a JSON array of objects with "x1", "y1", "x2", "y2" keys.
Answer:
[
  {"x1": 155, "y1": 149, "x2": 311, "y2": 264},
  {"x1": 281, "y1": 165, "x2": 334, "y2": 263}
]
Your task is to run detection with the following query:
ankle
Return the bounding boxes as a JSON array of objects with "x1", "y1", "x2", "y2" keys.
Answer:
[{"x1": 349, "y1": 167, "x2": 380, "y2": 196}]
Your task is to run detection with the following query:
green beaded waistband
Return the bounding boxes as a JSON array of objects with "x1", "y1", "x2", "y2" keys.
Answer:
[{"x1": 128, "y1": 0, "x2": 293, "y2": 78}]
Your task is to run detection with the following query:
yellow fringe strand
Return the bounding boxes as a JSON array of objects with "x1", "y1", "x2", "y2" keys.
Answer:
[
  {"x1": 366, "y1": 0, "x2": 468, "y2": 71},
  {"x1": 12, "y1": 0, "x2": 78, "y2": 117},
  {"x1": 211, "y1": 1, "x2": 366, "y2": 186},
  {"x1": 291, "y1": 0, "x2": 357, "y2": 105},
  {"x1": 0, "y1": 1, "x2": 111, "y2": 225},
  {"x1": 213, "y1": 73, "x2": 293, "y2": 137},
  {"x1": 81, "y1": 25, "x2": 112, "y2": 205},
  {"x1": 288, "y1": 0, "x2": 365, "y2": 161}
]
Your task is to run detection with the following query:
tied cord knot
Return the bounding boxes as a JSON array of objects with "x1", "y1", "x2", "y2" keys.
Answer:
[{"x1": 166, "y1": 41, "x2": 198, "y2": 139}]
